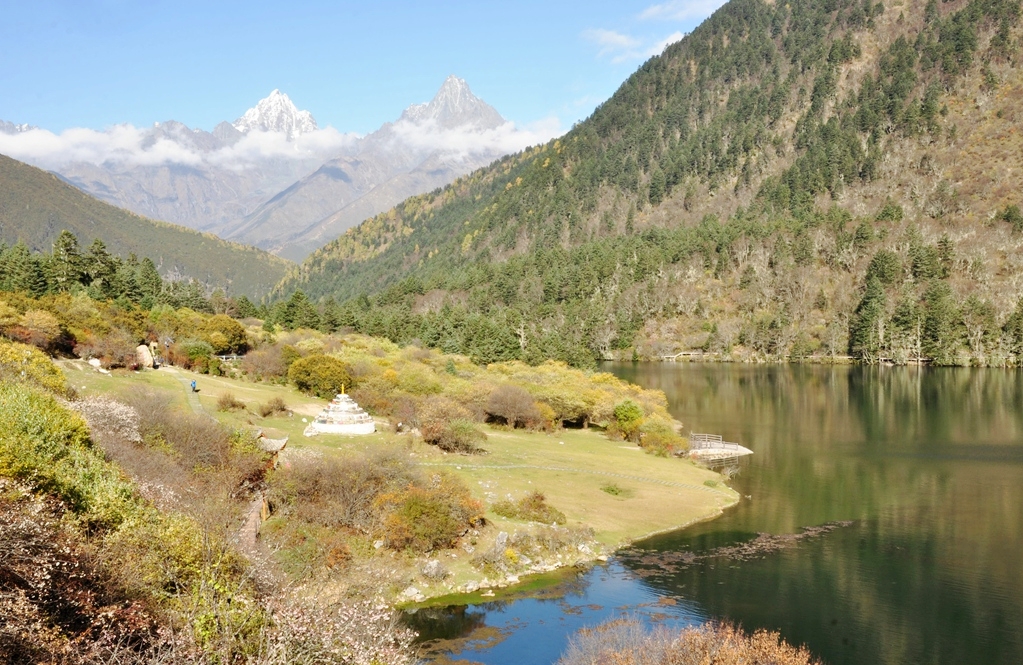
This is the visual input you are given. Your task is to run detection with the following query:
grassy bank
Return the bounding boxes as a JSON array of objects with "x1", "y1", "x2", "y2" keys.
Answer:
[{"x1": 63, "y1": 360, "x2": 739, "y2": 602}]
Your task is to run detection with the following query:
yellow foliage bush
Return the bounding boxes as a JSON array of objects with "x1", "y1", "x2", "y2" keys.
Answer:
[{"x1": 0, "y1": 338, "x2": 70, "y2": 396}]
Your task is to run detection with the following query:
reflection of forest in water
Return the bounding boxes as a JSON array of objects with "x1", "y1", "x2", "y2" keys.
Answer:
[{"x1": 610, "y1": 363, "x2": 1023, "y2": 665}]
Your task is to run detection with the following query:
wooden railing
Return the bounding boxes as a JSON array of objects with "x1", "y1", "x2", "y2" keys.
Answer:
[{"x1": 689, "y1": 433, "x2": 741, "y2": 451}]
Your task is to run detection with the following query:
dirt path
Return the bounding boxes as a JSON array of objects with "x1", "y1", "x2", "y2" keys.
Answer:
[
  {"x1": 163, "y1": 366, "x2": 206, "y2": 415},
  {"x1": 162, "y1": 367, "x2": 281, "y2": 588}
]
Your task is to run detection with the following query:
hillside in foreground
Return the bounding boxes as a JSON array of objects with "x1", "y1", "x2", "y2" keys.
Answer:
[
  {"x1": 277, "y1": 0, "x2": 1023, "y2": 367},
  {"x1": 0, "y1": 154, "x2": 291, "y2": 297}
]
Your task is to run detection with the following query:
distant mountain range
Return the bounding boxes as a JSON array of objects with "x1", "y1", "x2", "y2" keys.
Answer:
[{"x1": 0, "y1": 77, "x2": 542, "y2": 261}]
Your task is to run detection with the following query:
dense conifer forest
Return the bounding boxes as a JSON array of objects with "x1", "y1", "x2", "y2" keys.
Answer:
[{"x1": 277, "y1": 0, "x2": 1023, "y2": 367}]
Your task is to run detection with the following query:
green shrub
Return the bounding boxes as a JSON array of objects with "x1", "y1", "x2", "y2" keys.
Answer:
[
  {"x1": 288, "y1": 354, "x2": 354, "y2": 398},
  {"x1": 419, "y1": 396, "x2": 487, "y2": 454},
  {"x1": 0, "y1": 382, "x2": 136, "y2": 529},
  {"x1": 200, "y1": 314, "x2": 249, "y2": 354},
  {"x1": 610, "y1": 399, "x2": 644, "y2": 441},
  {"x1": 492, "y1": 491, "x2": 566, "y2": 525},
  {"x1": 601, "y1": 483, "x2": 632, "y2": 497},
  {"x1": 638, "y1": 417, "x2": 686, "y2": 457},
  {"x1": 280, "y1": 344, "x2": 302, "y2": 368},
  {"x1": 1000, "y1": 204, "x2": 1023, "y2": 233},
  {"x1": 396, "y1": 364, "x2": 443, "y2": 395}
]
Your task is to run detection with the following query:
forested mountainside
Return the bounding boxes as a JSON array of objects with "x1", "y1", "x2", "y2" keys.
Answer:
[
  {"x1": 0, "y1": 155, "x2": 291, "y2": 297},
  {"x1": 276, "y1": 0, "x2": 1023, "y2": 367}
]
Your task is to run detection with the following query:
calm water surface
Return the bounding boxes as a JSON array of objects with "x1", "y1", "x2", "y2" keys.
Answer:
[{"x1": 408, "y1": 364, "x2": 1023, "y2": 665}]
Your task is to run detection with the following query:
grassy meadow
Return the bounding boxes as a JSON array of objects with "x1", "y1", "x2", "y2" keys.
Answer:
[{"x1": 62, "y1": 359, "x2": 738, "y2": 597}]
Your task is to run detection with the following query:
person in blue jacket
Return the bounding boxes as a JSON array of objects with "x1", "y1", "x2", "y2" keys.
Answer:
[{"x1": 191, "y1": 380, "x2": 197, "y2": 392}]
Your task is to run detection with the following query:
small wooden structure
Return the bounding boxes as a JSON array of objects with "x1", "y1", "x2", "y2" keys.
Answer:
[
  {"x1": 253, "y1": 429, "x2": 288, "y2": 468},
  {"x1": 687, "y1": 433, "x2": 753, "y2": 465}
]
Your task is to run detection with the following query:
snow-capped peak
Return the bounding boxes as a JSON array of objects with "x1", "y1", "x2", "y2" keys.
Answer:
[
  {"x1": 399, "y1": 76, "x2": 505, "y2": 130},
  {"x1": 0, "y1": 120, "x2": 36, "y2": 134},
  {"x1": 233, "y1": 89, "x2": 318, "y2": 138}
]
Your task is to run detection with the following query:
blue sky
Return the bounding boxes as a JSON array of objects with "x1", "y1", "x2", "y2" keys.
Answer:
[{"x1": 1, "y1": 0, "x2": 726, "y2": 135}]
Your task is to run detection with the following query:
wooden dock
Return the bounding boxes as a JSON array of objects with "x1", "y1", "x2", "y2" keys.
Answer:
[{"x1": 686, "y1": 433, "x2": 753, "y2": 465}]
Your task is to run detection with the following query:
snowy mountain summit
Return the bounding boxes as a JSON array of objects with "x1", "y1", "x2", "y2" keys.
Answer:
[
  {"x1": 233, "y1": 89, "x2": 317, "y2": 138},
  {"x1": 400, "y1": 75, "x2": 505, "y2": 130}
]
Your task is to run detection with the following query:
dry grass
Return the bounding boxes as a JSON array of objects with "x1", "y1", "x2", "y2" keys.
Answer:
[
  {"x1": 559, "y1": 617, "x2": 821, "y2": 665},
  {"x1": 257, "y1": 396, "x2": 288, "y2": 418},
  {"x1": 216, "y1": 392, "x2": 246, "y2": 412}
]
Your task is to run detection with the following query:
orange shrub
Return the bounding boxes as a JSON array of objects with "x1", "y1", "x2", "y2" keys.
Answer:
[{"x1": 375, "y1": 474, "x2": 483, "y2": 552}]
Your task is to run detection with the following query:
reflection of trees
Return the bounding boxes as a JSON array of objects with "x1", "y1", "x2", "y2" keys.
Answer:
[
  {"x1": 622, "y1": 522, "x2": 1023, "y2": 665},
  {"x1": 403, "y1": 605, "x2": 488, "y2": 642},
  {"x1": 608, "y1": 363, "x2": 1023, "y2": 665},
  {"x1": 404, "y1": 571, "x2": 593, "y2": 646}
]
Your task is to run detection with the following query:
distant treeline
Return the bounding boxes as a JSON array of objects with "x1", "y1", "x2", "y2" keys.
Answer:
[{"x1": 0, "y1": 231, "x2": 260, "y2": 316}]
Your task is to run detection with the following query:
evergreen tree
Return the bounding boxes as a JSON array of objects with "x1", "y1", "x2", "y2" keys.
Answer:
[
  {"x1": 85, "y1": 239, "x2": 120, "y2": 298},
  {"x1": 235, "y1": 295, "x2": 259, "y2": 319},
  {"x1": 5, "y1": 242, "x2": 48, "y2": 296},
  {"x1": 280, "y1": 290, "x2": 320, "y2": 330},
  {"x1": 137, "y1": 257, "x2": 164, "y2": 300},
  {"x1": 849, "y1": 276, "x2": 886, "y2": 359},
  {"x1": 319, "y1": 297, "x2": 342, "y2": 333},
  {"x1": 49, "y1": 230, "x2": 84, "y2": 292},
  {"x1": 1002, "y1": 297, "x2": 1023, "y2": 359},
  {"x1": 114, "y1": 254, "x2": 143, "y2": 303},
  {"x1": 921, "y1": 281, "x2": 960, "y2": 364}
]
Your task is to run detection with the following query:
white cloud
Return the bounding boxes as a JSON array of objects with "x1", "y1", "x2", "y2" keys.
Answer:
[
  {"x1": 584, "y1": 28, "x2": 686, "y2": 63},
  {"x1": 583, "y1": 28, "x2": 641, "y2": 56},
  {"x1": 645, "y1": 31, "x2": 686, "y2": 57},
  {"x1": 0, "y1": 115, "x2": 559, "y2": 175},
  {"x1": 388, "y1": 117, "x2": 563, "y2": 161},
  {"x1": 640, "y1": 0, "x2": 727, "y2": 21},
  {"x1": 0, "y1": 123, "x2": 359, "y2": 172}
]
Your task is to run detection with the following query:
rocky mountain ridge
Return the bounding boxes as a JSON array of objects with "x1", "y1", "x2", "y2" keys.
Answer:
[{"x1": 232, "y1": 89, "x2": 318, "y2": 137}]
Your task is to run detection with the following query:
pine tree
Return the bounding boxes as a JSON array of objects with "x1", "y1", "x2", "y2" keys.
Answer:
[
  {"x1": 1002, "y1": 298, "x2": 1023, "y2": 359},
  {"x1": 849, "y1": 276, "x2": 886, "y2": 359},
  {"x1": 281, "y1": 290, "x2": 320, "y2": 330},
  {"x1": 319, "y1": 297, "x2": 342, "y2": 333},
  {"x1": 235, "y1": 295, "x2": 259, "y2": 319},
  {"x1": 85, "y1": 239, "x2": 120, "y2": 298},
  {"x1": 6, "y1": 243, "x2": 48, "y2": 296},
  {"x1": 137, "y1": 258, "x2": 164, "y2": 300},
  {"x1": 49, "y1": 230, "x2": 84, "y2": 292},
  {"x1": 921, "y1": 281, "x2": 960, "y2": 364}
]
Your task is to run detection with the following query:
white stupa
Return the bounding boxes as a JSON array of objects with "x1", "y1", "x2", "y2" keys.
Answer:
[{"x1": 303, "y1": 391, "x2": 376, "y2": 437}]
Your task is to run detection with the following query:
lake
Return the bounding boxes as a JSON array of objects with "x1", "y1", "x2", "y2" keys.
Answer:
[{"x1": 407, "y1": 363, "x2": 1023, "y2": 665}]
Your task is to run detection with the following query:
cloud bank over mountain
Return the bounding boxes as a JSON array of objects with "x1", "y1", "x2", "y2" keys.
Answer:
[
  {"x1": 0, "y1": 123, "x2": 356, "y2": 170},
  {"x1": 0, "y1": 76, "x2": 562, "y2": 260},
  {"x1": 0, "y1": 82, "x2": 557, "y2": 172}
]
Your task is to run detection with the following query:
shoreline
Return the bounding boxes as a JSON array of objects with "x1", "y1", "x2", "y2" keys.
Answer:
[{"x1": 403, "y1": 482, "x2": 740, "y2": 608}]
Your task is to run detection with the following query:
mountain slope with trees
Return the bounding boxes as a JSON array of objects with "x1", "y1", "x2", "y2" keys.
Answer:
[
  {"x1": 276, "y1": 0, "x2": 1023, "y2": 367},
  {"x1": 0, "y1": 154, "x2": 291, "y2": 296}
]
